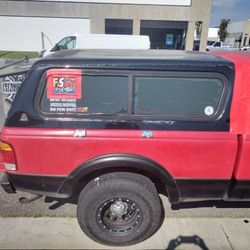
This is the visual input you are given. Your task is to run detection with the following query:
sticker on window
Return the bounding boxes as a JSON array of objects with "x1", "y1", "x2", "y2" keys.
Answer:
[
  {"x1": 47, "y1": 69, "x2": 82, "y2": 99},
  {"x1": 204, "y1": 106, "x2": 214, "y2": 116},
  {"x1": 77, "y1": 107, "x2": 88, "y2": 113}
]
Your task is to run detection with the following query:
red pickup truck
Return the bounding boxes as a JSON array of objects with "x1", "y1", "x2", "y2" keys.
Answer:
[{"x1": 0, "y1": 50, "x2": 250, "y2": 246}]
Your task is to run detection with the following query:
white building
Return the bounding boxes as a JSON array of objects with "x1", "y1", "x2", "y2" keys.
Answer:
[
  {"x1": 226, "y1": 19, "x2": 250, "y2": 48},
  {"x1": 194, "y1": 27, "x2": 218, "y2": 41},
  {"x1": 0, "y1": 0, "x2": 212, "y2": 52},
  {"x1": 207, "y1": 28, "x2": 219, "y2": 41}
]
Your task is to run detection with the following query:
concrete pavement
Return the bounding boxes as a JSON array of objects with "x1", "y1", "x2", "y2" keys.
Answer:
[
  {"x1": 1, "y1": 179, "x2": 250, "y2": 249},
  {"x1": 1, "y1": 217, "x2": 250, "y2": 249}
]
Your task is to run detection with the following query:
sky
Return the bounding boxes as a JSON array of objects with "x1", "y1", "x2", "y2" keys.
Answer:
[{"x1": 210, "y1": 0, "x2": 250, "y2": 27}]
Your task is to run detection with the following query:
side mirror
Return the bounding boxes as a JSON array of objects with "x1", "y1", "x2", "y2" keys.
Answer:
[{"x1": 39, "y1": 49, "x2": 46, "y2": 58}]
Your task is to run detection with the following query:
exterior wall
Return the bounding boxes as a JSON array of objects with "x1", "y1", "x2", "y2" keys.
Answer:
[
  {"x1": 194, "y1": 28, "x2": 218, "y2": 41},
  {"x1": 0, "y1": 16, "x2": 90, "y2": 51},
  {"x1": 0, "y1": 0, "x2": 212, "y2": 51},
  {"x1": 207, "y1": 28, "x2": 219, "y2": 41},
  {"x1": 228, "y1": 21, "x2": 245, "y2": 34},
  {"x1": 227, "y1": 20, "x2": 250, "y2": 48},
  {"x1": 242, "y1": 20, "x2": 250, "y2": 47}
]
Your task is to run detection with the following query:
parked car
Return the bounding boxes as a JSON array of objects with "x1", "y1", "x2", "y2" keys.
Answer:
[
  {"x1": 1, "y1": 50, "x2": 250, "y2": 246},
  {"x1": 193, "y1": 40, "x2": 232, "y2": 51},
  {"x1": 239, "y1": 45, "x2": 250, "y2": 51},
  {"x1": 206, "y1": 41, "x2": 232, "y2": 51},
  {"x1": 40, "y1": 34, "x2": 150, "y2": 57}
]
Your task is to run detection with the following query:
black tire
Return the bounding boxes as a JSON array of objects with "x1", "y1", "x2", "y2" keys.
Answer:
[{"x1": 77, "y1": 172, "x2": 163, "y2": 246}]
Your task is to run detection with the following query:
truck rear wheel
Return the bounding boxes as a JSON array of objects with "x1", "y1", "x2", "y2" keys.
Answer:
[{"x1": 77, "y1": 172, "x2": 163, "y2": 246}]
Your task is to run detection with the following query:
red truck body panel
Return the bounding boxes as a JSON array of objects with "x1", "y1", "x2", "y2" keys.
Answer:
[
  {"x1": 213, "y1": 51, "x2": 250, "y2": 135},
  {"x1": 1, "y1": 127, "x2": 238, "y2": 179},
  {"x1": 213, "y1": 52, "x2": 250, "y2": 180},
  {"x1": 232, "y1": 135, "x2": 250, "y2": 179}
]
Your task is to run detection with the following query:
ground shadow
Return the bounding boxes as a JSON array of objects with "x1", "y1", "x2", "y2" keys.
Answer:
[
  {"x1": 45, "y1": 195, "x2": 250, "y2": 211},
  {"x1": 171, "y1": 200, "x2": 250, "y2": 210},
  {"x1": 45, "y1": 195, "x2": 78, "y2": 210},
  {"x1": 166, "y1": 235, "x2": 209, "y2": 250}
]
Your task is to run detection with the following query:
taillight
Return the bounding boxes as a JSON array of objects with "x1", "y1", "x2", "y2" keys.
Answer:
[{"x1": 0, "y1": 141, "x2": 17, "y2": 171}]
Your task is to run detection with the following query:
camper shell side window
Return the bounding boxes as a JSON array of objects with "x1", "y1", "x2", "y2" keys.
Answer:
[
  {"x1": 38, "y1": 68, "x2": 228, "y2": 121},
  {"x1": 39, "y1": 69, "x2": 129, "y2": 115},
  {"x1": 132, "y1": 75, "x2": 226, "y2": 119}
]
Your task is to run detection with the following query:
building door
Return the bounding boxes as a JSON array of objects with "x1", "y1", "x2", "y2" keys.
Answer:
[{"x1": 140, "y1": 20, "x2": 187, "y2": 50}]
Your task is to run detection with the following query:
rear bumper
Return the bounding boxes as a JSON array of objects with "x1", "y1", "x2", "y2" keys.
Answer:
[
  {"x1": 0, "y1": 173, "x2": 16, "y2": 193},
  {"x1": 1, "y1": 172, "x2": 68, "y2": 198}
]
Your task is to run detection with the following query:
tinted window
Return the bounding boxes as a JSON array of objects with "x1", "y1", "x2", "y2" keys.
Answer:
[
  {"x1": 105, "y1": 19, "x2": 133, "y2": 35},
  {"x1": 52, "y1": 36, "x2": 76, "y2": 51},
  {"x1": 214, "y1": 42, "x2": 221, "y2": 47},
  {"x1": 133, "y1": 76, "x2": 224, "y2": 118},
  {"x1": 65, "y1": 37, "x2": 76, "y2": 49},
  {"x1": 140, "y1": 20, "x2": 188, "y2": 50},
  {"x1": 80, "y1": 75, "x2": 128, "y2": 114},
  {"x1": 207, "y1": 41, "x2": 215, "y2": 46},
  {"x1": 40, "y1": 71, "x2": 128, "y2": 115}
]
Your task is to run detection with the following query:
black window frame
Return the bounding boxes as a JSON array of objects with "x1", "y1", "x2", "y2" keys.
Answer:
[{"x1": 36, "y1": 68, "x2": 229, "y2": 122}]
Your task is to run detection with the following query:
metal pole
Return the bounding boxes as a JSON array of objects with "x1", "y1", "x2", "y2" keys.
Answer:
[{"x1": 41, "y1": 31, "x2": 45, "y2": 50}]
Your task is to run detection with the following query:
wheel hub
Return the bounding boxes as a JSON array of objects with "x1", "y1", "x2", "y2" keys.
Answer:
[
  {"x1": 110, "y1": 201, "x2": 128, "y2": 218},
  {"x1": 96, "y1": 197, "x2": 142, "y2": 234}
]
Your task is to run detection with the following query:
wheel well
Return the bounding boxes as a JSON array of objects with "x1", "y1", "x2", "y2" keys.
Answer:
[
  {"x1": 73, "y1": 167, "x2": 168, "y2": 199},
  {"x1": 58, "y1": 154, "x2": 180, "y2": 204}
]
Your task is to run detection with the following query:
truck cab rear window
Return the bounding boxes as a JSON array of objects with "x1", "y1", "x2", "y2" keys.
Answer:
[
  {"x1": 40, "y1": 70, "x2": 128, "y2": 115},
  {"x1": 133, "y1": 76, "x2": 224, "y2": 118}
]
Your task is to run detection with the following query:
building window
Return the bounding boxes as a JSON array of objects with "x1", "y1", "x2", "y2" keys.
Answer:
[{"x1": 105, "y1": 19, "x2": 133, "y2": 35}]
